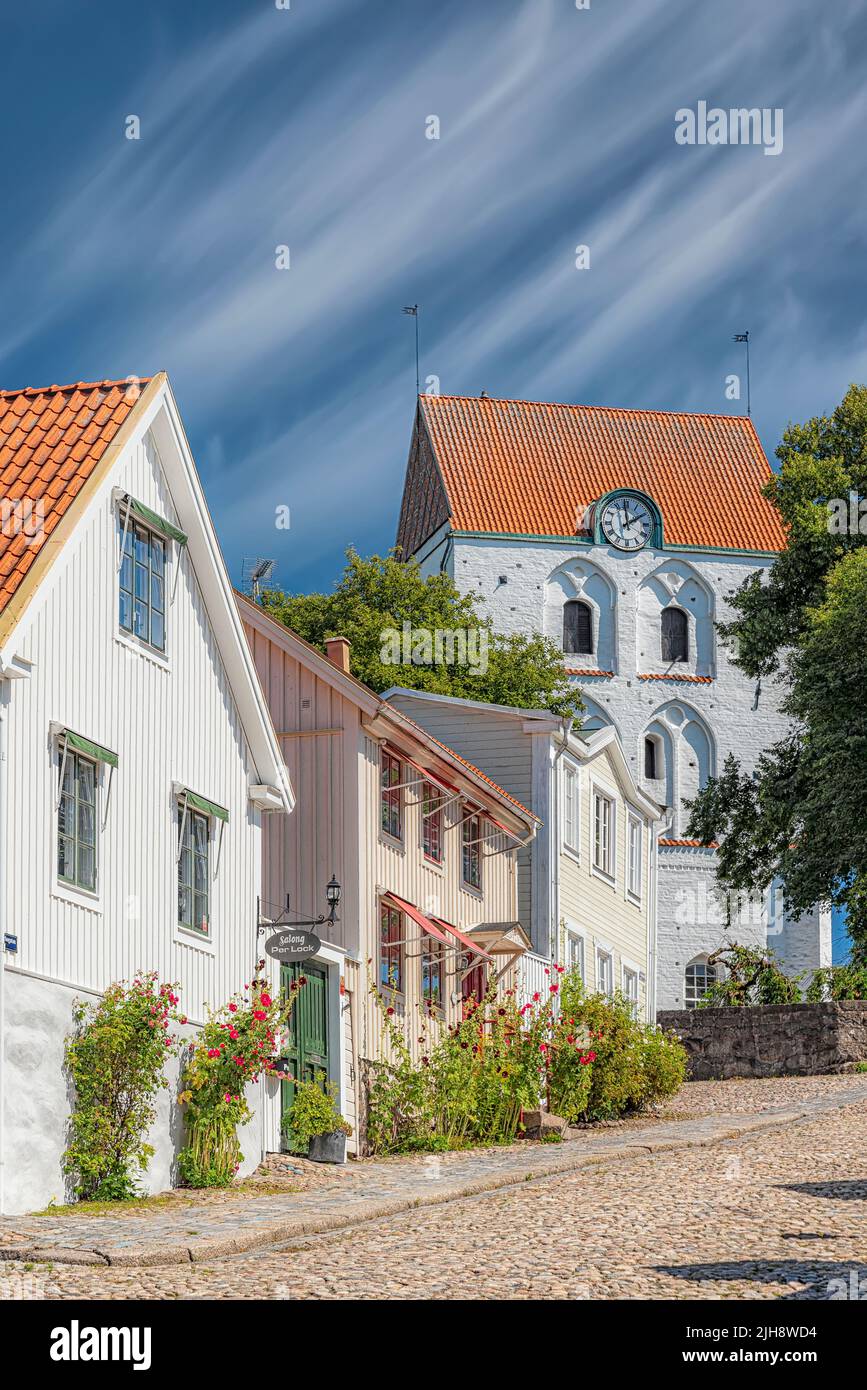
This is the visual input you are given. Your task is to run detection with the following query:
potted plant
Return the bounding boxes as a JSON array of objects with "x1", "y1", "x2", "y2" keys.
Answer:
[{"x1": 282, "y1": 1080, "x2": 352, "y2": 1164}]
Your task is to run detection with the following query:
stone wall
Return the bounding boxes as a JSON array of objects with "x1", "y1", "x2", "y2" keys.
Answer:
[{"x1": 658, "y1": 1001, "x2": 867, "y2": 1080}]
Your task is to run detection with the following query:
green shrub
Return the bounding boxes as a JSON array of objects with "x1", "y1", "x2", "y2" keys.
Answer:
[
  {"x1": 63, "y1": 972, "x2": 182, "y2": 1202},
  {"x1": 282, "y1": 1080, "x2": 352, "y2": 1152},
  {"x1": 699, "y1": 943, "x2": 802, "y2": 1006},
  {"x1": 805, "y1": 964, "x2": 867, "y2": 1002},
  {"x1": 177, "y1": 963, "x2": 299, "y2": 1187}
]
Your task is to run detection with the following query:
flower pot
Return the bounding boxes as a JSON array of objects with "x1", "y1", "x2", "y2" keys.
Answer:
[{"x1": 307, "y1": 1130, "x2": 347, "y2": 1164}]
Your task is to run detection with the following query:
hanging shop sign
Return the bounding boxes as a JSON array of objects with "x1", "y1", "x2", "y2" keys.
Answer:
[{"x1": 263, "y1": 928, "x2": 321, "y2": 962}]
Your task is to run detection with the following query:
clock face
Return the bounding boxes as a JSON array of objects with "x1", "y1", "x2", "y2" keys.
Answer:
[{"x1": 599, "y1": 495, "x2": 654, "y2": 551}]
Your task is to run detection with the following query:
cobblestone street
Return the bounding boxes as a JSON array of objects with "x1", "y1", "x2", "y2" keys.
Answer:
[{"x1": 2, "y1": 1077, "x2": 865, "y2": 1301}]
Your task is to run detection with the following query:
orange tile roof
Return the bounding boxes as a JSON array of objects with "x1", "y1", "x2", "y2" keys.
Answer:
[
  {"x1": 0, "y1": 379, "x2": 148, "y2": 619},
  {"x1": 637, "y1": 673, "x2": 714, "y2": 684},
  {"x1": 659, "y1": 838, "x2": 718, "y2": 849},
  {"x1": 565, "y1": 668, "x2": 614, "y2": 678},
  {"x1": 415, "y1": 395, "x2": 786, "y2": 553}
]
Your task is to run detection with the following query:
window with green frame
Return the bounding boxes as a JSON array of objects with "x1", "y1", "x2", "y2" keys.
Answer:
[
  {"x1": 57, "y1": 750, "x2": 97, "y2": 892},
  {"x1": 178, "y1": 806, "x2": 210, "y2": 936},
  {"x1": 119, "y1": 517, "x2": 166, "y2": 652}
]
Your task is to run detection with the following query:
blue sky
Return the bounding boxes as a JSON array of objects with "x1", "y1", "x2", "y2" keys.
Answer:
[{"x1": 3, "y1": 0, "x2": 866, "y2": 611}]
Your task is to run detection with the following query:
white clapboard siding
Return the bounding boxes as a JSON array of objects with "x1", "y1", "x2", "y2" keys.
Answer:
[{"x1": 7, "y1": 429, "x2": 264, "y2": 1025}]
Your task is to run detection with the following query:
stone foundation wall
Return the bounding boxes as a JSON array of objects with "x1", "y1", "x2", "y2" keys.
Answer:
[{"x1": 657, "y1": 1001, "x2": 867, "y2": 1080}]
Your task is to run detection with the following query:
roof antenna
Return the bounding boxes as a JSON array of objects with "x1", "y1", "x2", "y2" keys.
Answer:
[
  {"x1": 480, "y1": 389, "x2": 487, "y2": 398},
  {"x1": 733, "y1": 331, "x2": 751, "y2": 416},
  {"x1": 242, "y1": 557, "x2": 276, "y2": 603}
]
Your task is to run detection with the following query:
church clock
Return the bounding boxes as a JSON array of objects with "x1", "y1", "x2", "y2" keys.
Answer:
[{"x1": 599, "y1": 494, "x2": 655, "y2": 551}]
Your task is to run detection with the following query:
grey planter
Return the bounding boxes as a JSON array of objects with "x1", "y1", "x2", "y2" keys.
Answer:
[{"x1": 307, "y1": 1130, "x2": 347, "y2": 1164}]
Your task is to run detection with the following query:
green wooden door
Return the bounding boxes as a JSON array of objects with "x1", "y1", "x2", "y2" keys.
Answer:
[{"x1": 281, "y1": 962, "x2": 330, "y2": 1148}]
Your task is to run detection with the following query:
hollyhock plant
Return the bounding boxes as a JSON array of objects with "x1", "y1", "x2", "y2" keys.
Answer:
[{"x1": 177, "y1": 968, "x2": 302, "y2": 1188}]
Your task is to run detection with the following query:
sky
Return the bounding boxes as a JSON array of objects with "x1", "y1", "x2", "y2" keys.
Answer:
[{"x1": 2, "y1": 0, "x2": 860, "y2": 959}]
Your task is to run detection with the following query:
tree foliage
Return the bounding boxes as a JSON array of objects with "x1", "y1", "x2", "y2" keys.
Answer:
[
  {"x1": 687, "y1": 386, "x2": 867, "y2": 961},
  {"x1": 259, "y1": 548, "x2": 581, "y2": 720}
]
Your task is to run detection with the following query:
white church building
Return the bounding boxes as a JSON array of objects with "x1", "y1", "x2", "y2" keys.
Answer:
[{"x1": 396, "y1": 393, "x2": 832, "y2": 1010}]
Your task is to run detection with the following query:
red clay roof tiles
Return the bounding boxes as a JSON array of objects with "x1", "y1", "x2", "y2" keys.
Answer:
[
  {"x1": 417, "y1": 395, "x2": 786, "y2": 554},
  {"x1": 0, "y1": 378, "x2": 148, "y2": 620}
]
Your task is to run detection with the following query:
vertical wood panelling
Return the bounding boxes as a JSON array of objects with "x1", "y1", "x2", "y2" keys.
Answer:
[{"x1": 6, "y1": 433, "x2": 266, "y2": 1025}]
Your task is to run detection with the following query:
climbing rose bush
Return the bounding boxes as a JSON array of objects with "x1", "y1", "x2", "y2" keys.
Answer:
[
  {"x1": 63, "y1": 972, "x2": 183, "y2": 1201},
  {"x1": 178, "y1": 963, "x2": 300, "y2": 1187}
]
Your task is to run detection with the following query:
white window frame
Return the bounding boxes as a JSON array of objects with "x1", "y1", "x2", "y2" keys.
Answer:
[
  {"x1": 591, "y1": 784, "x2": 616, "y2": 884},
  {"x1": 51, "y1": 737, "x2": 109, "y2": 915},
  {"x1": 626, "y1": 813, "x2": 643, "y2": 904},
  {"x1": 173, "y1": 791, "x2": 223, "y2": 954},
  {"x1": 564, "y1": 925, "x2": 586, "y2": 983},
  {"x1": 684, "y1": 959, "x2": 717, "y2": 1009},
  {"x1": 595, "y1": 946, "x2": 614, "y2": 997},
  {"x1": 561, "y1": 759, "x2": 580, "y2": 858},
  {"x1": 113, "y1": 506, "x2": 173, "y2": 670},
  {"x1": 622, "y1": 961, "x2": 641, "y2": 1015}
]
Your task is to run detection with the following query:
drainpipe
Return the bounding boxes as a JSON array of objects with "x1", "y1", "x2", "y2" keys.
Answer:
[
  {"x1": 648, "y1": 805, "x2": 675, "y2": 1024},
  {"x1": 0, "y1": 679, "x2": 9, "y2": 1213},
  {"x1": 551, "y1": 719, "x2": 574, "y2": 961}
]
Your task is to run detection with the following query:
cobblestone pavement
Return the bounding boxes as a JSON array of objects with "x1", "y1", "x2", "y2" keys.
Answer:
[
  {"x1": 3, "y1": 1077, "x2": 865, "y2": 1269},
  {"x1": 1, "y1": 1077, "x2": 865, "y2": 1299}
]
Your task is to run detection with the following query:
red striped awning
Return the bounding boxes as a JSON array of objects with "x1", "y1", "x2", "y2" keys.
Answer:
[
  {"x1": 430, "y1": 916, "x2": 492, "y2": 961},
  {"x1": 382, "y1": 892, "x2": 449, "y2": 944}
]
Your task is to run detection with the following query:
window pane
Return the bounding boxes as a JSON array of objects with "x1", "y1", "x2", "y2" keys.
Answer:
[
  {"x1": 77, "y1": 801, "x2": 95, "y2": 847},
  {"x1": 179, "y1": 847, "x2": 191, "y2": 889},
  {"x1": 150, "y1": 573, "x2": 164, "y2": 613},
  {"x1": 58, "y1": 794, "x2": 74, "y2": 836},
  {"x1": 133, "y1": 598, "x2": 148, "y2": 640},
  {"x1": 119, "y1": 589, "x2": 133, "y2": 631},
  {"x1": 150, "y1": 609, "x2": 165, "y2": 651},
  {"x1": 134, "y1": 563, "x2": 149, "y2": 600},
  {"x1": 192, "y1": 815, "x2": 208, "y2": 854},
  {"x1": 134, "y1": 526, "x2": 149, "y2": 564},
  {"x1": 194, "y1": 894, "x2": 209, "y2": 932},
  {"x1": 58, "y1": 836, "x2": 74, "y2": 880},
  {"x1": 119, "y1": 553, "x2": 133, "y2": 593},
  {"x1": 151, "y1": 537, "x2": 165, "y2": 576},
  {"x1": 193, "y1": 853, "x2": 207, "y2": 894},
  {"x1": 178, "y1": 883, "x2": 192, "y2": 926},
  {"x1": 77, "y1": 845, "x2": 96, "y2": 892},
  {"x1": 77, "y1": 759, "x2": 95, "y2": 804}
]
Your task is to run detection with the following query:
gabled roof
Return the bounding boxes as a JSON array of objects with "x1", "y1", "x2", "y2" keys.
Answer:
[
  {"x1": 397, "y1": 394, "x2": 786, "y2": 556},
  {"x1": 236, "y1": 594, "x2": 538, "y2": 833},
  {"x1": 0, "y1": 379, "x2": 146, "y2": 628},
  {"x1": 0, "y1": 373, "x2": 293, "y2": 812}
]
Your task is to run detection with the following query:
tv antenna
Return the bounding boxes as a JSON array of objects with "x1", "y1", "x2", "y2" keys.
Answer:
[{"x1": 242, "y1": 557, "x2": 276, "y2": 601}]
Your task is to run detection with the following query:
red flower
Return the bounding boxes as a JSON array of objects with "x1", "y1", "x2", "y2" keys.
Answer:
[
  {"x1": 386, "y1": 1006, "x2": 395, "y2": 1016},
  {"x1": 549, "y1": 983, "x2": 559, "y2": 994},
  {"x1": 532, "y1": 992, "x2": 541, "y2": 1003},
  {"x1": 253, "y1": 1010, "x2": 267, "y2": 1022},
  {"x1": 228, "y1": 1003, "x2": 238, "y2": 1013},
  {"x1": 260, "y1": 993, "x2": 272, "y2": 1007}
]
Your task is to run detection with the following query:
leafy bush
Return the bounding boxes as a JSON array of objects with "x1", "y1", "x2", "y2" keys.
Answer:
[
  {"x1": 364, "y1": 965, "x2": 685, "y2": 1153},
  {"x1": 699, "y1": 943, "x2": 802, "y2": 1006},
  {"x1": 63, "y1": 972, "x2": 182, "y2": 1201},
  {"x1": 558, "y1": 973, "x2": 686, "y2": 1121},
  {"x1": 282, "y1": 1080, "x2": 352, "y2": 1152},
  {"x1": 805, "y1": 964, "x2": 867, "y2": 1002},
  {"x1": 177, "y1": 963, "x2": 300, "y2": 1187}
]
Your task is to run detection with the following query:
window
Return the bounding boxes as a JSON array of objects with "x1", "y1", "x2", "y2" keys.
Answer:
[
  {"x1": 462, "y1": 813, "x2": 482, "y2": 889},
  {"x1": 644, "y1": 736, "x2": 657, "y2": 780},
  {"x1": 119, "y1": 518, "x2": 166, "y2": 652},
  {"x1": 661, "y1": 606, "x2": 688, "y2": 663},
  {"x1": 178, "y1": 807, "x2": 210, "y2": 936},
  {"x1": 623, "y1": 966, "x2": 639, "y2": 1015},
  {"x1": 381, "y1": 750, "x2": 402, "y2": 840},
  {"x1": 422, "y1": 781, "x2": 443, "y2": 863},
  {"x1": 563, "y1": 600, "x2": 593, "y2": 655},
  {"x1": 566, "y1": 931, "x2": 585, "y2": 982},
  {"x1": 596, "y1": 948, "x2": 613, "y2": 996},
  {"x1": 593, "y1": 791, "x2": 615, "y2": 878},
  {"x1": 380, "y1": 902, "x2": 403, "y2": 991},
  {"x1": 422, "y1": 932, "x2": 445, "y2": 1006},
  {"x1": 627, "y1": 815, "x2": 642, "y2": 899},
  {"x1": 562, "y1": 762, "x2": 579, "y2": 854},
  {"x1": 685, "y1": 960, "x2": 717, "y2": 1008},
  {"x1": 58, "y1": 750, "x2": 97, "y2": 892}
]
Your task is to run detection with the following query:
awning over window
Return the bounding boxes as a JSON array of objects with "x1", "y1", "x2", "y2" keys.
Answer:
[
  {"x1": 382, "y1": 892, "x2": 449, "y2": 944},
  {"x1": 57, "y1": 728, "x2": 118, "y2": 768},
  {"x1": 178, "y1": 788, "x2": 229, "y2": 823},
  {"x1": 119, "y1": 492, "x2": 188, "y2": 547},
  {"x1": 382, "y1": 744, "x2": 459, "y2": 797},
  {"x1": 430, "y1": 915, "x2": 492, "y2": 961}
]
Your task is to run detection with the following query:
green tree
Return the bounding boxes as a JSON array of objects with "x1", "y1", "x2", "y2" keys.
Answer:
[
  {"x1": 687, "y1": 386, "x2": 867, "y2": 960},
  {"x1": 259, "y1": 548, "x2": 581, "y2": 719}
]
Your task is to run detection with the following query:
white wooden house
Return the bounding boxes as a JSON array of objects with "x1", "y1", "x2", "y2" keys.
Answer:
[
  {"x1": 0, "y1": 375, "x2": 293, "y2": 1214},
  {"x1": 239, "y1": 599, "x2": 539, "y2": 1153}
]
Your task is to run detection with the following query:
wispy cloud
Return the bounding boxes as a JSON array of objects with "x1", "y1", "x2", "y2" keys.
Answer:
[{"x1": 3, "y1": 0, "x2": 867, "y2": 586}]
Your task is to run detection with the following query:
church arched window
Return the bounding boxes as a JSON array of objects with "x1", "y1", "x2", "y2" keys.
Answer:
[
  {"x1": 661, "y1": 606, "x2": 688, "y2": 663},
  {"x1": 563, "y1": 600, "x2": 593, "y2": 655}
]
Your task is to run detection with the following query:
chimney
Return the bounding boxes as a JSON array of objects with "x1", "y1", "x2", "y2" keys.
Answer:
[{"x1": 325, "y1": 636, "x2": 351, "y2": 674}]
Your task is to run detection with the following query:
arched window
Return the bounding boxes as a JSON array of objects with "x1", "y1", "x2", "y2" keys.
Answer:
[
  {"x1": 685, "y1": 960, "x2": 717, "y2": 1008},
  {"x1": 563, "y1": 600, "x2": 593, "y2": 655},
  {"x1": 661, "y1": 606, "x2": 688, "y2": 663}
]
